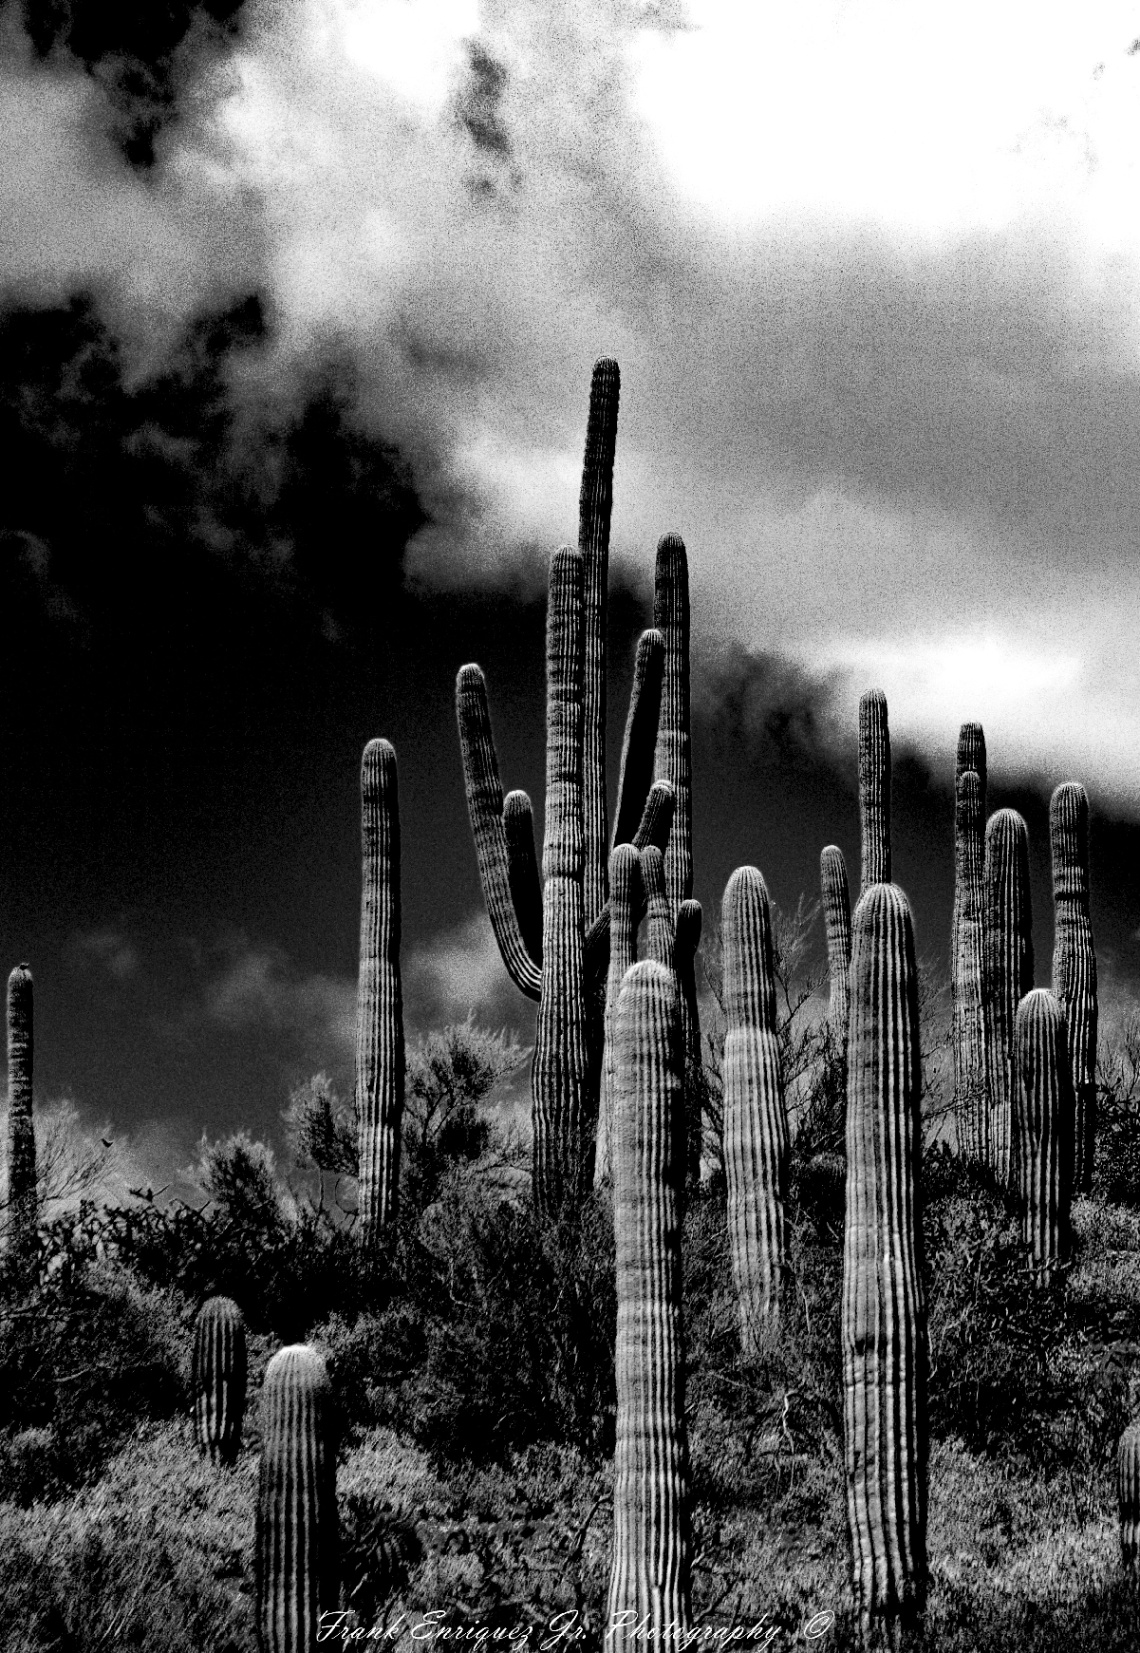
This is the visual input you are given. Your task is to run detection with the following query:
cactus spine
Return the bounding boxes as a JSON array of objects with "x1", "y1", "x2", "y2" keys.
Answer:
[
  {"x1": 355, "y1": 739, "x2": 404, "y2": 1240},
  {"x1": 256, "y1": 1344, "x2": 339, "y2": 1653},
  {"x1": 6, "y1": 964, "x2": 36, "y2": 1266},
  {"x1": 952, "y1": 743, "x2": 988, "y2": 1163},
  {"x1": 192, "y1": 1295, "x2": 247, "y2": 1466},
  {"x1": 1013, "y1": 989, "x2": 1074, "y2": 1281},
  {"x1": 858, "y1": 691, "x2": 890, "y2": 896},
  {"x1": 608, "y1": 960, "x2": 691, "y2": 1650},
  {"x1": 820, "y1": 847, "x2": 852, "y2": 1044},
  {"x1": 1118, "y1": 1422, "x2": 1140, "y2": 1574},
  {"x1": 983, "y1": 809, "x2": 1034, "y2": 1189},
  {"x1": 842, "y1": 883, "x2": 928, "y2": 1642},
  {"x1": 1050, "y1": 782, "x2": 1098, "y2": 1193},
  {"x1": 722, "y1": 867, "x2": 788, "y2": 1348}
]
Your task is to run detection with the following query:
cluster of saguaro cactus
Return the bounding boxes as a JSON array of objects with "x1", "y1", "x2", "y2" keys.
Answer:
[
  {"x1": 256, "y1": 1343, "x2": 339, "y2": 1652},
  {"x1": 1050, "y1": 782, "x2": 1098, "y2": 1192},
  {"x1": 983, "y1": 808, "x2": 1034, "y2": 1189},
  {"x1": 191, "y1": 1295, "x2": 247, "y2": 1466},
  {"x1": 355, "y1": 738, "x2": 405, "y2": 1241},
  {"x1": 722, "y1": 866, "x2": 788, "y2": 1349},
  {"x1": 842, "y1": 881, "x2": 928, "y2": 1642},
  {"x1": 608, "y1": 958, "x2": 691, "y2": 1648},
  {"x1": 1119, "y1": 1422, "x2": 1140, "y2": 1575},
  {"x1": 951, "y1": 725, "x2": 988, "y2": 1163},
  {"x1": 1012, "y1": 989, "x2": 1074, "y2": 1282},
  {"x1": 6, "y1": 963, "x2": 36, "y2": 1266},
  {"x1": 457, "y1": 361, "x2": 697, "y2": 1213}
]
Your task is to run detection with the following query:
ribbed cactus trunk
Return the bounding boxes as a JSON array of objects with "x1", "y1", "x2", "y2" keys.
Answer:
[
  {"x1": 1013, "y1": 989, "x2": 1074, "y2": 1282},
  {"x1": 821, "y1": 846, "x2": 852, "y2": 1045},
  {"x1": 580, "y1": 357, "x2": 619, "y2": 931},
  {"x1": 608, "y1": 959, "x2": 691, "y2": 1651},
  {"x1": 6, "y1": 964, "x2": 36, "y2": 1267},
  {"x1": 722, "y1": 867, "x2": 788, "y2": 1350},
  {"x1": 1118, "y1": 1423, "x2": 1140, "y2": 1574},
  {"x1": 842, "y1": 883, "x2": 928, "y2": 1643},
  {"x1": 355, "y1": 739, "x2": 404, "y2": 1241},
  {"x1": 597, "y1": 844, "x2": 641, "y2": 1185},
  {"x1": 256, "y1": 1344, "x2": 339, "y2": 1653},
  {"x1": 533, "y1": 547, "x2": 591, "y2": 1210},
  {"x1": 858, "y1": 691, "x2": 890, "y2": 896},
  {"x1": 675, "y1": 899, "x2": 703, "y2": 1185},
  {"x1": 952, "y1": 762, "x2": 988, "y2": 1163},
  {"x1": 192, "y1": 1295, "x2": 247, "y2": 1466},
  {"x1": 1050, "y1": 783, "x2": 1097, "y2": 1194},
  {"x1": 984, "y1": 810, "x2": 1034, "y2": 1190}
]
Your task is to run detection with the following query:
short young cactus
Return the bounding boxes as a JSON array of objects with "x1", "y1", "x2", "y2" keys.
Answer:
[
  {"x1": 842, "y1": 882, "x2": 928, "y2": 1642},
  {"x1": 1050, "y1": 782, "x2": 1098, "y2": 1194},
  {"x1": 952, "y1": 761, "x2": 988, "y2": 1163},
  {"x1": 983, "y1": 809, "x2": 1034, "y2": 1189},
  {"x1": 722, "y1": 867, "x2": 788, "y2": 1348},
  {"x1": 256, "y1": 1344, "x2": 339, "y2": 1652},
  {"x1": 608, "y1": 959, "x2": 691, "y2": 1649},
  {"x1": 356, "y1": 740, "x2": 404, "y2": 1241},
  {"x1": 1119, "y1": 1422, "x2": 1140, "y2": 1573},
  {"x1": 1013, "y1": 989, "x2": 1074, "y2": 1282},
  {"x1": 820, "y1": 846, "x2": 852, "y2": 1044},
  {"x1": 858, "y1": 691, "x2": 890, "y2": 896},
  {"x1": 6, "y1": 964, "x2": 36, "y2": 1266},
  {"x1": 191, "y1": 1295, "x2": 247, "y2": 1466}
]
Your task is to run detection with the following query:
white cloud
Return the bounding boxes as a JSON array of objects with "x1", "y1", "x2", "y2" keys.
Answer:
[
  {"x1": 72, "y1": 928, "x2": 141, "y2": 982},
  {"x1": 202, "y1": 936, "x2": 356, "y2": 1059},
  {"x1": 406, "y1": 909, "x2": 534, "y2": 1031}
]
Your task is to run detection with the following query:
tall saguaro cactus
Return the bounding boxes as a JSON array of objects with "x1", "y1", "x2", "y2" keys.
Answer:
[
  {"x1": 608, "y1": 960, "x2": 691, "y2": 1651},
  {"x1": 952, "y1": 763, "x2": 988, "y2": 1163},
  {"x1": 820, "y1": 846, "x2": 852, "y2": 1044},
  {"x1": 653, "y1": 533, "x2": 692, "y2": 914},
  {"x1": 192, "y1": 1295, "x2": 247, "y2": 1466},
  {"x1": 1013, "y1": 989, "x2": 1074, "y2": 1281},
  {"x1": 457, "y1": 363, "x2": 676, "y2": 1213},
  {"x1": 6, "y1": 964, "x2": 36, "y2": 1266},
  {"x1": 1050, "y1": 782, "x2": 1098, "y2": 1193},
  {"x1": 842, "y1": 882, "x2": 928, "y2": 1643},
  {"x1": 984, "y1": 809, "x2": 1034, "y2": 1189},
  {"x1": 355, "y1": 739, "x2": 404, "y2": 1240},
  {"x1": 722, "y1": 867, "x2": 788, "y2": 1349},
  {"x1": 256, "y1": 1344, "x2": 339, "y2": 1653},
  {"x1": 858, "y1": 691, "x2": 891, "y2": 896}
]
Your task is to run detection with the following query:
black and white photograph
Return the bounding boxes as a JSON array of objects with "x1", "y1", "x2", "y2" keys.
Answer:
[{"x1": 3, "y1": 2, "x2": 1140, "y2": 1647}]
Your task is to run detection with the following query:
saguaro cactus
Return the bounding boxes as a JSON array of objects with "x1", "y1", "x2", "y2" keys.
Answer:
[
  {"x1": 653, "y1": 533, "x2": 693, "y2": 914},
  {"x1": 6, "y1": 963, "x2": 36, "y2": 1265},
  {"x1": 457, "y1": 364, "x2": 678, "y2": 1212},
  {"x1": 820, "y1": 846, "x2": 852, "y2": 1044},
  {"x1": 722, "y1": 867, "x2": 788, "y2": 1349},
  {"x1": 952, "y1": 763, "x2": 988, "y2": 1163},
  {"x1": 608, "y1": 960, "x2": 691, "y2": 1650},
  {"x1": 1118, "y1": 1422, "x2": 1140, "y2": 1573},
  {"x1": 858, "y1": 691, "x2": 890, "y2": 896},
  {"x1": 984, "y1": 809, "x2": 1034, "y2": 1189},
  {"x1": 1013, "y1": 989, "x2": 1074, "y2": 1282},
  {"x1": 597, "y1": 843, "x2": 641, "y2": 1185},
  {"x1": 842, "y1": 882, "x2": 928, "y2": 1642},
  {"x1": 191, "y1": 1295, "x2": 247, "y2": 1466},
  {"x1": 1050, "y1": 782, "x2": 1098, "y2": 1193},
  {"x1": 355, "y1": 739, "x2": 404, "y2": 1240},
  {"x1": 256, "y1": 1344, "x2": 339, "y2": 1653}
]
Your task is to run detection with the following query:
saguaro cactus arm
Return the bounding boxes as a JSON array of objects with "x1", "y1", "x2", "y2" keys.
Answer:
[
  {"x1": 597, "y1": 843, "x2": 642, "y2": 1185},
  {"x1": 608, "y1": 959, "x2": 692, "y2": 1649},
  {"x1": 858, "y1": 690, "x2": 891, "y2": 895},
  {"x1": 256, "y1": 1344, "x2": 339, "y2": 1653},
  {"x1": 456, "y1": 665, "x2": 544, "y2": 1002},
  {"x1": 820, "y1": 846, "x2": 852, "y2": 1041},
  {"x1": 580, "y1": 357, "x2": 620, "y2": 931},
  {"x1": 356, "y1": 738, "x2": 405, "y2": 1239},
  {"x1": 1050, "y1": 782, "x2": 1097, "y2": 1194},
  {"x1": 842, "y1": 881, "x2": 928, "y2": 1640},
  {"x1": 585, "y1": 779, "x2": 676, "y2": 990},
  {"x1": 6, "y1": 963, "x2": 36, "y2": 1263},
  {"x1": 503, "y1": 789, "x2": 544, "y2": 969},
  {"x1": 722, "y1": 867, "x2": 788, "y2": 1350},
  {"x1": 952, "y1": 768, "x2": 988, "y2": 1163},
  {"x1": 653, "y1": 533, "x2": 693, "y2": 913},
  {"x1": 611, "y1": 629, "x2": 665, "y2": 853}
]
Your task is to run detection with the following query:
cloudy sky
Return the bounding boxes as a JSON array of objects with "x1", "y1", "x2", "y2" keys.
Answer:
[{"x1": 4, "y1": 0, "x2": 1140, "y2": 1184}]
